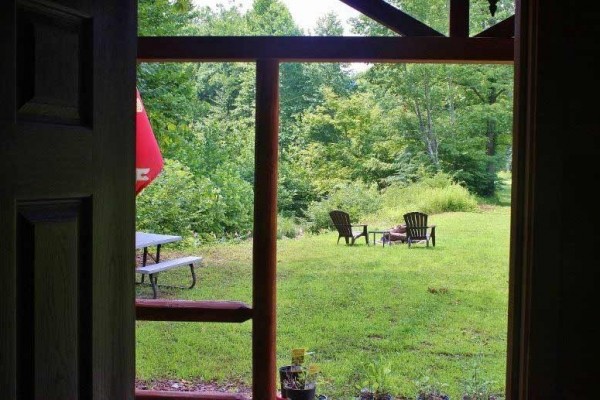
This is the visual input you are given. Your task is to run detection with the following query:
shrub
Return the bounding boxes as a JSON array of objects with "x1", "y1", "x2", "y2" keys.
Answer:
[
  {"x1": 440, "y1": 147, "x2": 499, "y2": 196},
  {"x1": 368, "y1": 172, "x2": 478, "y2": 226},
  {"x1": 419, "y1": 184, "x2": 479, "y2": 214},
  {"x1": 277, "y1": 215, "x2": 303, "y2": 239},
  {"x1": 136, "y1": 159, "x2": 212, "y2": 240},
  {"x1": 136, "y1": 159, "x2": 254, "y2": 243},
  {"x1": 209, "y1": 168, "x2": 254, "y2": 236},
  {"x1": 304, "y1": 181, "x2": 381, "y2": 233}
]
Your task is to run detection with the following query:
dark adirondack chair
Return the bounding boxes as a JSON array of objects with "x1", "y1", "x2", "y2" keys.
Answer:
[
  {"x1": 329, "y1": 210, "x2": 369, "y2": 246},
  {"x1": 403, "y1": 212, "x2": 436, "y2": 248}
]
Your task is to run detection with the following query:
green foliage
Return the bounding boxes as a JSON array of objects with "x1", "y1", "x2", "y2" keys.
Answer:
[
  {"x1": 356, "y1": 359, "x2": 393, "y2": 398},
  {"x1": 304, "y1": 173, "x2": 476, "y2": 234},
  {"x1": 297, "y1": 89, "x2": 403, "y2": 193},
  {"x1": 136, "y1": 0, "x2": 513, "y2": 240},
  {"x1": 138, "y1": 0, "x2": 198, "y2": 36},
  {"x1": 470, "y1": 0, "x2": 515, "y2": 35},
  {"x1": 209, "y1": 168, "x2": 254, "y2": 235},
  {"x1": 369, "y1": 173, "x2": 478, "y2": 226},
  {"x1": 462, "y1": 377, "x2": 500, "y2": 400},
  {"x1": 360, "y1": 61, "x2": 513, "y2": 196},
  {"x1": 136, "y1": 160, "x2": 253, "y2": 242},
  {"x1": 461, "y1": 345, "x2": 503, "y2": 400},
  {"x1": 246, "y1": 0, "x2": 302, "y2": 36},
  {"x1": 277, "y1": 215, "x2": 302, "y2": 240},
  {"x1": 420, "y1": 184, "x2": 479, "y2": 214},
  {"x1": 278, "y1": 151, "x2": 319, "y2": 217},
  {"x1": 283, "y1": 350, "x2": 321, "y2": 390},
  {"x1": 305, "y1": 182, "x2": 382, "y2": 233},
  {"x1": 350, "y1": 0, "x2": 514, "y2": 37},
  {"x1": 136, "y1": 159, "x2": 213, "y2": 239},
  {"x1": 440, "y1": 148, "x2": 498, "y2": 196},
  {"x1": 415, "y1": 375, "x2": 450, "y2": 400}
]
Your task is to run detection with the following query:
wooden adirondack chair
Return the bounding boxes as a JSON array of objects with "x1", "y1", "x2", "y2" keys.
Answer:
[
  {"x1": 329, "y1": 210, "x2": 369, "y2": 246},
  {"x1": 403, "y1": 212, "x2": 436, "y2": 248}
]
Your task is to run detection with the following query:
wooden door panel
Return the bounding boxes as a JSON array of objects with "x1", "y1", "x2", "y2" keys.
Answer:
[
  {"x1": 1, "y1": 0, "x2": 136, "y2": 398},
  {"x1": 17, "y1": 0, "x2": 92, "y2": 126},
  {"x1": 14, "y1": 127, "x2": 92, "y2": 196},
  {"x1": 17, "y1": 200, "x2": 92, "y2": 399}
]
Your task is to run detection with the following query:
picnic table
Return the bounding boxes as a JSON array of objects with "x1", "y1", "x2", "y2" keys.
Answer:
[
  {"x1": 136, "y1": 231, "x2": 182, "y2": 266},
  {"x1": 135, "y1": 232, "x2": 202, "y2": 299}
]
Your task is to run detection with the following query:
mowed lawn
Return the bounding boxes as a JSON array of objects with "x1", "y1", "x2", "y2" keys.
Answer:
[{"x1": 136, "y1": 207, "x2": 510, "y2": 398}]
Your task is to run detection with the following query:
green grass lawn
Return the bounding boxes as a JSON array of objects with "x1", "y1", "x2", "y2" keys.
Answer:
[{"x1": 136, "y1": 207, "x2": 510, "y2": 399}]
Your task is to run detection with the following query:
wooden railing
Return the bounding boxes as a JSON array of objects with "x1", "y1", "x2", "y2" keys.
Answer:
[{"x1": 136, "y1": 300, "x2": 252, "y2": 323}]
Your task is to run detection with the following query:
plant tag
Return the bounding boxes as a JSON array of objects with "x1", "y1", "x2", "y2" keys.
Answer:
[
  {"x1": 291, "y1": 348, "x2": 305, "y2": 365},
  {"x1": 308, "y1": 364, "x2": 320, "y2": 374}
]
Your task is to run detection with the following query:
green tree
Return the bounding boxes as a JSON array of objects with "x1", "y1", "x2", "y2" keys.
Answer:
[
  {"x1": 297, "y1": 88, "x2": 404, "y2": 194},
  {"x1": 138, "y1": 0, "x2": 202, "y2": 165},
  {"x1": 450, "y1": 64, "x2": 513, "y2": 193},
  {"x1": 138, "y1": 0, "x2": 198, "y2": 36},
  {"x1": 350, "y1": 0, "x2": 515, "y2": 196}
]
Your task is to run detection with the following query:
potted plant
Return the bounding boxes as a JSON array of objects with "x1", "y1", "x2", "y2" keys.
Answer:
[
  {"x1": 461, "y1": 371, "x2": 501, "y2": 399},
  {"x1": 282, "y1": 364, "x2": 318, "y2": 400},
  {"x1": 414, "y1": 376, "x2": 450, "y2": 400},
  {"x1": 462, "y1": 390, "x2": 501, "y2": 400},
  {"x1": 356, "y1": 359, "x2": 394, "y2": 400},
  {"x1": 460, "y1": 349, "x2": 502, "y2": 399},
  {"x1": 279, "y1": 349, "x2": 320, "y2": 400}
]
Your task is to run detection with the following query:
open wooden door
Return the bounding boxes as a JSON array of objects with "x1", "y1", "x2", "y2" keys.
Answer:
[{"x1": 0, "y1": 0, "x2": 136, "y2": 398}]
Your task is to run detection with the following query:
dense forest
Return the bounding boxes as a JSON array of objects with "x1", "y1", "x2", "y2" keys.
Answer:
[{"x1": 136, "y1": 0, "x2": 514, "y2": 242}]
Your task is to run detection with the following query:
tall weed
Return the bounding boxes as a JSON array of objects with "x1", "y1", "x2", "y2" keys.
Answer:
[
  {"x1": 277, "y1": 215, "x2": 303, "y2": 239},
  {"x1": 370, "y1": 173, "x2": 478, "y2": 226}
]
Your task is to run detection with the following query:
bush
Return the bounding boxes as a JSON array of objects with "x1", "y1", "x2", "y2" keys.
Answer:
[
  {"x1": 440, "y1": 149, "x2": 498, "y2": 196},
  {"x1": 136, "y1": 159, "x2": 254, "y2": 243},
  {"x1": 277, "y1": 215, "x2": 303, "y2": 239},
  {"x1": 304, "y1": 181, "x2": 381, "y2": 233},
  {"x1": 368, "y1": 172, "x2": 478, "y2": 226},
  {"x1": 136, "y1": 159, "x2": 212, "y2": 240}
]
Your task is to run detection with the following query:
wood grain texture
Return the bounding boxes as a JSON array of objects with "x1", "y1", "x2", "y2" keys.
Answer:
[
  {"x1": 138, "y1": 36, "x2": 514, "y2": 64},
  {"x1": 136, "y1": 390, "x2": 247, "y2": 400},
  {"x1": 509, "y1": 0, "x2": 599, "y2": 397},
  {"x1": 252, "y1": 60, "x2": 279, "y2": 400},
  {"x1": 0, "y1": 1, "x2": 136, "y2": 399},
  {"x1": 17, "y1": 0, "x2": 92, "y2": 125},
  {"x1": 0, "y1": 6, "x2": 17, "y2": 398},
  {"x1": 91, "y1": 0, "x2": 137, "y2": 398},
  {"x1": 136, "y1": 300, "x2": 252, "y2": 322},
  {"x1": 474, "y1": 15, "x2": 515, "y2": 38},
  {"x1": 17, "y1": 200, "x2": 90, "y2": 399},
  {"x1": 338, "y1": 0, "x2": 443, "y2": 36},
  {"x1": 450, "y1": 0, "x2": 469, "y2": 37}
]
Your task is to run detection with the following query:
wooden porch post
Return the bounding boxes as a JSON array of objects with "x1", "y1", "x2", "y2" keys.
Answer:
[
  {"x1": 253, "y1": 59, "x2": 279, "y2": 400},
  {"x1": 450, "y1": 0, "x2": 470, "y2": 38}
]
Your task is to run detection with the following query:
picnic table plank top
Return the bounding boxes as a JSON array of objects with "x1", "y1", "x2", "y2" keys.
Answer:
[{"x1": 135, "y1": 231, "x2": 182, "y2": 249}]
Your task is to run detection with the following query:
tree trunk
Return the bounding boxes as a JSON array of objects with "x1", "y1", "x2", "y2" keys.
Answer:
[{"x1": 486, "y1": 118, "x2": 497, "y2": 173}]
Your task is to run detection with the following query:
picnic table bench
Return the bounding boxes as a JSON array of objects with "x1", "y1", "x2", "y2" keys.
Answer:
[{"x1": 136, "y1": 232, "x2": 203, "y2": 299}]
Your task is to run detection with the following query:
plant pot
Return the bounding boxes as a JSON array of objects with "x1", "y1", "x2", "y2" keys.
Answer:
[
  {"x1": 358, "y1": 390, "x2": 393, "y2": 400},
  {"x1": 284, "y1": 386, "x2": 316, "y2": 400},
  {"x1": 417, "y1": 394, "x2": 450, "y2": 400},
  {"x1": 279, "y1": 365, "x2": 301, "y2": 397}
]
